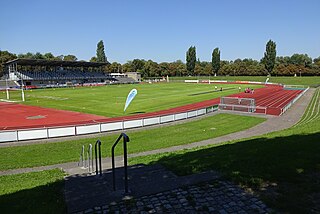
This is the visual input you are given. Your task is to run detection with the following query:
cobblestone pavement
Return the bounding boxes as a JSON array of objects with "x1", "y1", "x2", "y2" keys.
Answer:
[{"x1": 75, "y1": 180, "x2": 271, "y2": 214}]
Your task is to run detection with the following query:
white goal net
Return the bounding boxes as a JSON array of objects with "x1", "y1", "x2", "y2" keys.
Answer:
[
  {"x1": 219, "y1": 97, "x2": 256, "y2": 113},
  {"x1": 0, "y1": 80, "x2": 25, "y2": 102}
]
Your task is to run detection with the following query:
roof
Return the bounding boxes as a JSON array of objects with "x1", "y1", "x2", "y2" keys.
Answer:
[{"x1": 4, "y1": 58, "x2": 108, "y2": 67}]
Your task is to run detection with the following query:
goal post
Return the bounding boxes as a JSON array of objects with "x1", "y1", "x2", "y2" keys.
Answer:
[
  {"x1": 219, "y1": 97, "x2": 256, "y2": 113},
  {"x1": 0, "y1": 79, "x2": 25, "y2": 102}
]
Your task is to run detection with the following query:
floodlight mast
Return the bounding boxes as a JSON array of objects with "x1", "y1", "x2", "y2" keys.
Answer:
[
  {"x1": 5, "y1": 76, "x2": 9, "y2": 100},
  {"x1": 0, "y1": 50, "x2": 7, "y2": 99},
  {"x1": 21, "y1": 78, "x2": 25, "y2": 102}
]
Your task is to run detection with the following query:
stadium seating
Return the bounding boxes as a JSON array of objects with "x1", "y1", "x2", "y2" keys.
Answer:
[
  {"x1": 11, "y1": 70, "x2": 136, "y2": 88},
  {"x1": 15, "y1": 70, "x2": 111, "y2": 81}
]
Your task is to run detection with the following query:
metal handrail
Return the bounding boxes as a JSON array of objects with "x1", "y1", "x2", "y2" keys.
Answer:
[
  {"x1": 111, "y1": 133, "x2": 130, "y2": 193},
  {"x1": 78, "y1": 145, "x2": 85, "y2": 168},
  {"x1": 87, "y1": 144, "x2": 93, "y2": 173},
  {"x1": 95, "y1": 140, "x2": 102, "y2": 176}
]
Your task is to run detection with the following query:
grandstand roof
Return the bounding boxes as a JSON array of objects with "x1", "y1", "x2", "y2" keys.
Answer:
[{"x1": 4, "y1": 58, "x2": 108, "y2": 67}]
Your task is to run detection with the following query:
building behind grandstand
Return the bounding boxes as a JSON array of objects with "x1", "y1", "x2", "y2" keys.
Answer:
[{"x1": 2, "y1": 58, "x2": 139, "y2": 89}]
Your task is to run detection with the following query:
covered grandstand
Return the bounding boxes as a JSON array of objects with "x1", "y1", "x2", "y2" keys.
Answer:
[{"x1": 3, "y1": 59, "x2": 137, "y2": 88}]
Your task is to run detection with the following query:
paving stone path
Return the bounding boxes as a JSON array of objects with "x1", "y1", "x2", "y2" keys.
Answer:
[
  {"x1": 77, "y1": 180, "x2": 271, "y2": 214},
  {"x1": 66, "y1": 164, "x2": 271, "y2": 214}
]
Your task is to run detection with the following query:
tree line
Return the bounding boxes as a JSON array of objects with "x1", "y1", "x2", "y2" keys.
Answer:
[{"x1": 1, "y1": 40, "x2": 319, "y2": 77}]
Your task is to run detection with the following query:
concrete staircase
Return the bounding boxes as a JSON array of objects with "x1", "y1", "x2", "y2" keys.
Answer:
[{"x1": 64, "y1": 164, "x2": 220, "y2": 213}]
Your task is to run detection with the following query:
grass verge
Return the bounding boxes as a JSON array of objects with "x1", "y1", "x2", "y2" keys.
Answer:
[
  {"x1": 0, "y1": 113, "x2": 265, "y2": 171},
  {"x1": 0, "y1": 169, "x2": 66, "y2": 214}
]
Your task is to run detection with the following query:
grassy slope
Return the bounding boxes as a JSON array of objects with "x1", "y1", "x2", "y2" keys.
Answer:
[
  {"x1": 0, "y1": 114, "x2": 265, "y2": 171},
  {"x1": 129, "y1": 88, "x2": 320, "y2": 213},
  {"x1": 171, "y1": 76, "x2": 320, "y2": 87},
  {"x1": 4, "y1": 83, "x2": 261, "y2": 117},
  {"x1": 0, "y1": 169, "x2": 66, "y2": 214}
]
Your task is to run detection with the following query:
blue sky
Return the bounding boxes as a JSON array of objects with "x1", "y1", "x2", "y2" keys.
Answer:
[{"x1": 0, "y1": 0, "x2": 319, "y2": 63}]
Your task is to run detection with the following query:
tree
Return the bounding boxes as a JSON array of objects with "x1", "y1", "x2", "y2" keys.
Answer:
[
  {"x1": 211, "y1": 48, "x2": 220, "y2": 75},
  {"x1": 314, "y1": 56, "x2": 320, "y2": 67},
  {"x1": 90, "y1": 56, "x2": 97, "y2": 62},
  {"x1": 289, "y1": 54, "x2": 312, "y2": 67},
  {"x1": 55, "y1": 55, "x2": 64, "y2": 61},
  {"x1": 186, "y1": 46, "x2": 196, "y2": 75},
  {"x1": 173, "y1": 60, "x2": 186, "y2": 76},
  {"x1": 0, "y1": 50, "x2": 17, "y2": 77},
  {"x1": 262, "y1": 40, "x2": 277, "y2": 75},
  {"x1": 108, "y1": 62, "x2": 122, "y2": 73},
  {"x1": 159, "y1": 62, "x2": 170, "y2": 76},
  {"x1": 18, "y1": 52, "x2": 34, "y2": 59},
  {"x1": 122, "y1": 61, "x2": 134, "y2": 73},
  {"x1": 63, "y1": 54, "x2": 77, "y2": 61},
  {"x1": 132, "y1": 59, "x2": 145, "y2": 72},
  {"x1": 143, "y1": 60, "x2": 159, "y2": 77},
  {"x1": 44, "y1": 52, "x2": 55, "y2": 60},
  {"x1": 96, "y1": 40, "x2": 107, "y2": 63},
  {"x1": 34, "y1": 52, "x2": 45, "y2": 59}
]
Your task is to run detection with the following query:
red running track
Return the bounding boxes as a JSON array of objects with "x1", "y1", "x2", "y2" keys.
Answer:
[
  {"x1": 0, "y1": 98, "x2": 221, "y2": 131},
  {"x1": 0, "y1": 85, "x2": 303, "y2": 130},
  {"x1": 0, "y1": 102, "x2": 108, "y2": 130},
  {"x1": 227, "y1": 85, "x2": 303, "y2": 115}
]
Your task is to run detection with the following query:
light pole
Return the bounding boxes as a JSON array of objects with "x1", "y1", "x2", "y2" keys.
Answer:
[{"x1": 0, "y1": 48, "x2": 2, "y2": 75}]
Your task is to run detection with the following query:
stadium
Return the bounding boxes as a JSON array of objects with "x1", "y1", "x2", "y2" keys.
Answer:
[
  {"x1": 0, "y1": 56, "x2": 319, "y2": 214},
  {"x1": 1, "y1": 1, "x2": 320, "y2": 213},
  {"x1": 0, "y1": 59, "x2": 308, "y2": 142}
]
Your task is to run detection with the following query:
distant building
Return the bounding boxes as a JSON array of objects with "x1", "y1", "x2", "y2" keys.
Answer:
[
  {"x1": 109, "y1": 72, "x2": 140, "y2": 84},
  {"x1": 125, "y1": 72, "x2": 141, "y2": 82}
]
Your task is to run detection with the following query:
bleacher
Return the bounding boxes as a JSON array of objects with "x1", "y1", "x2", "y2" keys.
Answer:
[
  {"x1": 4, "y1": 59, "x2": 138, "y2": 88},
  {"x1": 15, "y1": 70, "x2": 111, "y2": 81}
]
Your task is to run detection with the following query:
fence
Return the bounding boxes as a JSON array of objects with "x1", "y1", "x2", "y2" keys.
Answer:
[
  {"x1": 280, "y1": 87, "x2": 310, "y2": 116},
  {"x1": 184, "y1": 79, "x2": 283, "y2": 86},
  {"x1": 284, "y1": 85, "x2": 307, "y2": 89},
  {"x1": 0, "y1": 105, "x2": 219, "y2": 143}
]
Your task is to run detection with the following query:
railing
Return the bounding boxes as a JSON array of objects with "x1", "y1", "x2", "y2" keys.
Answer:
[
  {"x1": 218, "y1": 104, "x2": 267, "y2": 114},
  {"x1": 87, "y1": 144, "x2": 93, "y2": 173},
  {"x1": 111, "y1": 133, "x2": 130, "y2": 193},
  {"x1": 95, "y1": 140, "x2": 102, "y2": 176},
  {"x1": 280, "y1": 87, "x2": 309, "y2": 116},
  {"x1": 78, "y1": 144, "x2": 94, "y2": 173},
  {"x1": 78, "y1": 145, "x2": 85, "y2": 168}
]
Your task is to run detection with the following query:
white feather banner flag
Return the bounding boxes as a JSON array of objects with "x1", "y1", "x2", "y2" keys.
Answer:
[
  {"x1": 124, "y1": 89, "x2": 138, "y2": 112},
  {"x1": 265, "y1": 77, "x2": 270, "y2": 84}
]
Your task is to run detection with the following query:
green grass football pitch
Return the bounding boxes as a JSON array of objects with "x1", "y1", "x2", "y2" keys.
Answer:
[{"x1": 14, "y1": 83, "x2": 262, "y2": 117}]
